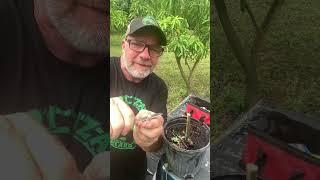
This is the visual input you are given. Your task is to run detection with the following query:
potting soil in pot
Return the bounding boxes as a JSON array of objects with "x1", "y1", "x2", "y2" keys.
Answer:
[{"x1": 165, "y1": 121, "x2": 208, "y2": 150}]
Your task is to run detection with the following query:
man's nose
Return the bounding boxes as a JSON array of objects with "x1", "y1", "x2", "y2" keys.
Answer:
[{"x1": 139, "y1": 47, "x2": 151, "y2": 60}]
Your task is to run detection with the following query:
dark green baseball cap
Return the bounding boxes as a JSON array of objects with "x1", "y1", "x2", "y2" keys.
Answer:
[{"x1": 126, "y1": 16, "x2": 167, "y2": 46}]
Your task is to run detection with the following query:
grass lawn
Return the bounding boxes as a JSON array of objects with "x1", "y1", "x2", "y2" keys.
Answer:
[
  {"x1": 110, "y1": 34, "x2": 124, "y2": 56},
  {"x1": 111, "y1": 34, "x2": 210, "y2": 112}
]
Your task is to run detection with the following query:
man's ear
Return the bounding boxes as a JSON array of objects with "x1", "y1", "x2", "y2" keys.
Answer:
[
  {"x1": 121, "y1": 40, "x2": 126, "y2": 50},
  {"x1": 122, "y1": 35, "x2": 128, "y2": 49},
  {"x1": 121, "y1": 40, "x2": 126, "y2": 55}
]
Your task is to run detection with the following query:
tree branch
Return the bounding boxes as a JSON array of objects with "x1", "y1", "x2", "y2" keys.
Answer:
[
  {"x1": 251, "y1": 0, "x2": 285, "y2": 65},
  {"x1": 261, "y1": 0, "x2": 285, "y2": 33},
  {"x1": 185, "y1": 57, "x2": 191, "y2": 71},
  {"x1": 176, "y1": 55, "x2": 190, "y2": 93},
  {"x1": 188, "y1": 58, "x2": 201, "y2": 86},
  {"x1": 243, "y1": 0, "x2": 260, "y2": 33}
]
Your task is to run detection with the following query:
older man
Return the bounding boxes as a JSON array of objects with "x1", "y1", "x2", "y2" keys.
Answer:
[
  {"x1": 0, "y1": 0, "x2": 107, "y2": 179},
  {"x1": 110, "y1": 16, "x2": 168, "y2": 179}
]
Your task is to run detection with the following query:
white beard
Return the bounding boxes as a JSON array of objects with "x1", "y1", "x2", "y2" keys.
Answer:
[
  {"x1": 45, "y1": 0, "x2": 107, "y2": 54},
  {"x1": 122, "y1": 52, "x2": 155, "y2": 79}
]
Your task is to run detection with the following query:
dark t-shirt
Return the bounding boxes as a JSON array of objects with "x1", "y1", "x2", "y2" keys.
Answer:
[
  {"x1": 0, "y1": 0, "x2": 108, "y2": 172},
  {"x1": 110, "y1": 57, "x2": 168, "y2": 179}
]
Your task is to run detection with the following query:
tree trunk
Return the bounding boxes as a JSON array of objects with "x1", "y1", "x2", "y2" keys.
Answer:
[
  {"x1": 187, "y1": 58, "x2": 201, "y2": 95},
  {"x1": 176, "y1": 55, "x2": 191, "y2": 94},
  {"x1": 214, "y1": 0, "x2": 259, "y2": 109}
]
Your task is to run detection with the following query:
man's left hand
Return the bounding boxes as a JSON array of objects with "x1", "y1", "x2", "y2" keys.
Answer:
[{"x1": 133, "y1": 111, "x2": 164, "y2": 152}]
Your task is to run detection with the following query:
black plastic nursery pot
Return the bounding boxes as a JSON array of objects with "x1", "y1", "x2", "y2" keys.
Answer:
[{"x1": 162, "y1": 117, "x2": 210, "y2": 178}]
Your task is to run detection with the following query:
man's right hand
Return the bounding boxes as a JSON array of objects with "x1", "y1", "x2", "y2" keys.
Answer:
[{"x1": 110, "y1": 97, "x2": 135, "y2": 139}]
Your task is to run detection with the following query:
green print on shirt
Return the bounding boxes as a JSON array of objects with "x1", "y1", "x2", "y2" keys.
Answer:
[
  {"x1": 29, "y1": 105, "x2": 108, "y2": 156},
  {"x1": 120, "y1": 95, "x2": 145, "y2": 111},
  {"x1": 111, "y1": 95, "x2": 146, "y2": 150},
  {"x1": 110, "y1": 137, "x2": 136, "y2": 150}
]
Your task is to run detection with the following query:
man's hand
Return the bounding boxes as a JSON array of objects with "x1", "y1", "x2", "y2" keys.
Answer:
[
  {"x1": 0, "y1": 113, "x2": 84, "y2": 180},
  {"x1": 110, "y1": 97, "x2": 135, "y2": 139},
  {"x1": 133, "y1": 110, "x2": 164, "y2": 152}
]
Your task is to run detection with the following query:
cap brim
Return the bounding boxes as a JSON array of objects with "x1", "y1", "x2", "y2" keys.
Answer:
[{"x1": 129, "y1": 25, "x2": 167, "y2": 46}]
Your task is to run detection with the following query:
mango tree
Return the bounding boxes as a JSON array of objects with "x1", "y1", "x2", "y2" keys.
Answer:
[{"x1": 160, "y1": 16, "x2": 208, "y2": 94}]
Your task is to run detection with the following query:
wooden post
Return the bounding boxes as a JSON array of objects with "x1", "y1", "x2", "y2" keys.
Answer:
[
  {"x1": 246, "y1": 163, "x2": 258, "y2": 180},
  {"x1": 185, "y1": 113, "x2": 191, "y2": 140}
]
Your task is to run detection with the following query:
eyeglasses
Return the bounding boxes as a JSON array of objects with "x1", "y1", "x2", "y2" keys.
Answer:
[{"x1": 125, "y1": 39, "x2": 164, "y2": 57}]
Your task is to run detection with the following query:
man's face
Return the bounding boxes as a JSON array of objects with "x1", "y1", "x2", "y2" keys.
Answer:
[
  {"x1": 121, "y1": 33, "x2": 163, "y2": 80},
  {"x1": 45, "y1": 0, "x2": 108, "y2": 55}
]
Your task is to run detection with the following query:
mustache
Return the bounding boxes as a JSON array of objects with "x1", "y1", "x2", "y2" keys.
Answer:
[{"x1": 136, "y1": 60, "x2": 153, "y2": 66}]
